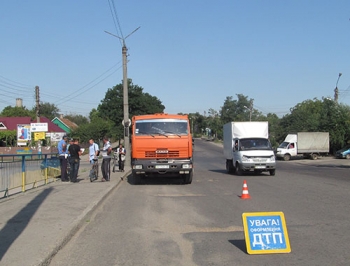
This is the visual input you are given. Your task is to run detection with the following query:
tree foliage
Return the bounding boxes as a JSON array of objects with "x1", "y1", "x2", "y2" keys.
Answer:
[
  {"x1": 64, "y1": 114, "x2": 89, "y2": 126},
  {"x1": 70, "y1": 116, "x2": 113, "y2": 144},
  {"x1": 97, "y1": 79, "x2": 165, "y2": 139},
  {"x1": 0, "y1": 130, "x2": 16, "y2": 146},
  {"x1": 0, "y1": 106, "x2": 34, "y2": 118},
  {"x1": 34, "y1": 102, "x2": 60, "y2": 120}
]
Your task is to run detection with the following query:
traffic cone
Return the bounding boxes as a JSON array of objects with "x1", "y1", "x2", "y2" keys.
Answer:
[{"x1": 240, "y1": 180, "x2": 251, "y2": 199}]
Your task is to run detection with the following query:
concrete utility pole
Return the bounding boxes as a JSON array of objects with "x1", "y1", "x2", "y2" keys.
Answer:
[
  {"x1": 35, "y1": 86, "x2": 40, "y2": 122},
  {"x1": 334, "y1": 73, "x2": 342, "y2": 103},
  {"x1": 244, "y1": 101, "x2": 253, "y2": 121},
  {"x1": 35, "y1": 85, "x2": 42, "y2": 155},
  {"x1": 105, "y1": 27, "x2": 140, "y2": 167}
]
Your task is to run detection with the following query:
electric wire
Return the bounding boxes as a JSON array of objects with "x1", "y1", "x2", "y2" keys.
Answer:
[
  {"x1": 107, "y1": 0, "x2": 123, "y2": 47},
  {"x1": 53, "y1": 62, "x2": 122, "y2": 106}
]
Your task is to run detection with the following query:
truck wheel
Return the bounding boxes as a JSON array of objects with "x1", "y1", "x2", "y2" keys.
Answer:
[
  {"x1": 235, "y1": 163, "x2": 243, "y2": 176},
  {"x1": 311, "y1": 154, "x2": 318, "y2": 160},
  {"x1": 184, "y1": 172, "x2": 193, "y2": 184},
  {"x1": 226, "y1": 160, "x2": 234, "y2": 174},
  {"x1": 225, "y1": 160, "x2": 230, "y2": 173},
  {"x1": 283, "y1": 154, "x2": 291, "y2": 161},
  {"x1": 269, "y1": 169, "x2": 276, "y2": 176},
  {"x1": 133, "y1": 173, "x2": 141, "y2": 185}
]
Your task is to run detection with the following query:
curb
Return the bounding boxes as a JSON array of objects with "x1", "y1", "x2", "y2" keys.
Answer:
[{"x1": 41, "y1": 170, "x2": 131, "y2": 266}]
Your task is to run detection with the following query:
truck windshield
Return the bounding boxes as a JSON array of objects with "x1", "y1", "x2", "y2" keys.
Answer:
[
  {"x1": 134, "y1": 119, "x2": 188, "y2": 136},
  {"x1": 240, "y1": 138, "x2": 272, "y2": 151},
  {"x1": 278, "y1": 142, "x2": 289, "y2": 148}
]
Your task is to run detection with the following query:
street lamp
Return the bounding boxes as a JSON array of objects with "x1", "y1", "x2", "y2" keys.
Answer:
[
  {"x1": 244, "y1": 105, "x2": 252, "y2": 121},
  {"x1": 334, "y1": 73, "x2": 342, "y2": 102}
]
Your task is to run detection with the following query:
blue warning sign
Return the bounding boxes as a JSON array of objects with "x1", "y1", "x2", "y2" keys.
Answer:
[{"x1": 242, "y1": 212, "x2": 291, "y2": 254}]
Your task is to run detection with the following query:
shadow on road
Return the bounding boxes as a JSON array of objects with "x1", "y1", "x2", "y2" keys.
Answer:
[
  {"x1": 0, "y1": 187, "x2": 53, "y2": 261},
  {"x1": 228, "y1": 239, "x2": 247, "y2": 254}
]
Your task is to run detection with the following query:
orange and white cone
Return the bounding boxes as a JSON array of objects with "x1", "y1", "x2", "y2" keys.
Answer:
[{"x1": 240, "y1": 180, "x2": 251, "y2": 199}]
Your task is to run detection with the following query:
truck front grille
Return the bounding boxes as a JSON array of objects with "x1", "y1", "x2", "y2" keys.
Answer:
[
  {"x1": 145, "y1": 151, "x2": 180, "y2": 158},
  {"x1": 252, "y1": 158, "x2": 268, "y2": 162}
]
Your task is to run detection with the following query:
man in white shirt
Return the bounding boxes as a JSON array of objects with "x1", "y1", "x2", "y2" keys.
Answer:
[
  {"x1": 88, "y1": 138, "x2": 100, "y2": 164},
  {"x1": 101, "y1": 136, "x2": 112, "y2": 181}
]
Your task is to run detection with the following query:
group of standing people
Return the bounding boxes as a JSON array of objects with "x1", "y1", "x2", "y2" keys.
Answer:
[
  {"x1": 59, "y1": 135, "x2": 126, "y2": 183},
  {"x1": 58, "y1": 136, "x2": 82, "y2": 183}
]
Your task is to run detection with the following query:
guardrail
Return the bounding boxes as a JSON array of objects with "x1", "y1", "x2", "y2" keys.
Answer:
[{"x1": 0, "y1": 153, "x2": 60, "y2": 198}]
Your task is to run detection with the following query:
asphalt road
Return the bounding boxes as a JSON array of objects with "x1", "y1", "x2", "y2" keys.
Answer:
[{"x1": 49, "y1": 139, "x2": 350, "y2": 266}]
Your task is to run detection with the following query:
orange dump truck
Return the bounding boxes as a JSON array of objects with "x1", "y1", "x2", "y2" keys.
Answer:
[{"x1": 131, "y1": 113, "x2": 193, "y2": 184}]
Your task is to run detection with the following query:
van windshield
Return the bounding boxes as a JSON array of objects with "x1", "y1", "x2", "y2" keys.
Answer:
[
  {"x1": 134, "y1": 119, "x2": 188, "y2": 136},
  {"x1": 239, "y1": 138, "x2": 272, "y2": 151}
]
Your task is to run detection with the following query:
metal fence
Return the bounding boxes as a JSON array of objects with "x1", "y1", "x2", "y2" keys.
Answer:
[{"x1": 0, "y1": 153, "x2": 60, "y2": 198}]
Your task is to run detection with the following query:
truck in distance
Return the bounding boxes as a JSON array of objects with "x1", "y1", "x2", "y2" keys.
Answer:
[
  {"x1": 276, "y1": 132, "x2": 329, "y2": 161},
  {"x1": 223, "y1": 121, "x2": 276, "y2": 176},
  {"x1": 131, "y1": 113, "x2": 193, "y2": 184}
]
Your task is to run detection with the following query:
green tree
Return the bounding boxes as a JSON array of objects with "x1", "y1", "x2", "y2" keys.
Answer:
[
  {"x1": 0, "y1": 130, "x2": 17, "y2": 146},
  {"x1": 277, "y1": 98, "x2": 350, "y2": 153},
  {"x1": 188, "y1": 112, "x2": 207, "y2": 137},
  {"x1": 70, "y1": 116, "x2": 113, "y2": 144},
  {"x1": 97, "y1": 79, "x2": 165, "y2": 139},
  {"x1": 64, "y1": 114, "x2": 89, "y2": 126},
  {"x1": 219, "y1": 94, "x2": 261, "y2": 123},
  {"x1": 34, "y1": 102, "x2": 60, "y2": 120},
  {"x1": 318, "y1": 99, "x2": 350, "y2": 152},
  {"x1": 0, "y1": 106, "x2": 35, "y2": 118}
]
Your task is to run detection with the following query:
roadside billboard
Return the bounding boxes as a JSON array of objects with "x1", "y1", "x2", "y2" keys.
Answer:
[{"x1": 17, "y1": 124, "x2": 31, "y2": 146}]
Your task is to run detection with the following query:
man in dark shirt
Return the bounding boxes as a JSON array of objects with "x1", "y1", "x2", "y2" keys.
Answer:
[{"x1": 68, "y1": 138, "x2": 82, "y2": 183}]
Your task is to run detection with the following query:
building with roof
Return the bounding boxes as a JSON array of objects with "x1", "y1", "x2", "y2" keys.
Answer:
[
  {"x1": 0, "y1": 116, "x2": 66, "y2": 146},
  {"x1": 51, "y1": 115, "x2": 78, "y2": 134}
]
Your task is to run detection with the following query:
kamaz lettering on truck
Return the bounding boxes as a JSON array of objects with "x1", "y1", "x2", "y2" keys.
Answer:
[
  {"x1": 223, "y1": 121, "x2": 276, "y2": 176},
  {"x1": 131, "y1": 113, "x2": 193, "y2": 184}
]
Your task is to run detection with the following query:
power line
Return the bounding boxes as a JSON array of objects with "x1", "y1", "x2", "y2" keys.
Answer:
[
  {"x1": 0, "y1": 75, "x2": 33, "y2": 88},
  {"x1": 107, "y1": 0, "x2": 123, "y2": 47},
  {"x1": 53, "y1": 62, "x2": 122, "y2": 106}
]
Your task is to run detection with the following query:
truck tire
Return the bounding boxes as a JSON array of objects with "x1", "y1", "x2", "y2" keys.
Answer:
[
  {"x1": 311, "y1": 154, "x2": 318, "y2": 160},
  {"x1": 269, "y1": 169, "x2": 276, "y2": 176},
  {"x1": 133, "y1": 173, "x2": 141, "y2": 185},
  {"x1": 235, "y1": 162, "x2": 243, "y2": 176},
  {"x1": 283, "y1": 154, "x2": 291, "y2": 161},
  {"x1": 226, "y1": 160, "x2": 234, "y2": 174},
  {"x1": 184, "y1": 172, "x2": 193, "y2": 184}
]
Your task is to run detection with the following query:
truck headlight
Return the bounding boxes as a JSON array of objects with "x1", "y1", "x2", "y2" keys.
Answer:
[
  {"x1": 133, "y1": 165, "x2": 143, "y2": 170},
  {"x1": 182, "y1": 164, "x2": 192, "y2": 169}
]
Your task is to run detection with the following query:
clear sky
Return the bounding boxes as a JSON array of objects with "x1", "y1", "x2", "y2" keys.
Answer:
[{"x1": 1, "y1": 1, "x2": 350, "y2": 118}]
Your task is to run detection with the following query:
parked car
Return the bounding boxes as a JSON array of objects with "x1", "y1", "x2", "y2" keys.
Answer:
[{"x1": 335, "y1": 145, "x2": 350, "y2": 159}]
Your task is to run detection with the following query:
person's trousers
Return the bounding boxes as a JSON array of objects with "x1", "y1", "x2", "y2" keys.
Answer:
[
  {"x1": 101, "y1": 158, "x2": 111, "y2": 181},
  {"x1": 119, "y1": 160, "x2": 124, "y2": 171},
  {"x1": 69, "y1": 158, "x2": 79, "y2": 182},
  {"x1": 59, "y1": 156, "x2": 68, "y2": 181}
]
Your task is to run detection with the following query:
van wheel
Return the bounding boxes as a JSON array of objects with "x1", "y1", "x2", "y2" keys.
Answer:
[
  {"x1": 269, "y1": 169, "x2": 276, "y2": 176},
  {"x1": 235, "y1": 163, "x2": 243, "y2": 176},
  {"x1": 346, "y1": 154, "x2": 350, "y2": 159},
  {"x1": 283, "y1": 154, "x2": 291, "y2": 161}
]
